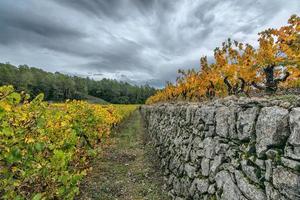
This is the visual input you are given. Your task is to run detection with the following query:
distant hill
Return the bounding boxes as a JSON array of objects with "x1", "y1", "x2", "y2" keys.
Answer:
[{"x1": 0, "y1": 63, "x2": 157, "y2": 104}]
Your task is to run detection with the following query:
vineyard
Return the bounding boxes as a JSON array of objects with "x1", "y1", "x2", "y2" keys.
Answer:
[
  {"x1": 146, "y1": 15, "x2": 300, "y2": 104},
  {"x1": 0, "y1": 85, "x2": 138, "y2": 199}
]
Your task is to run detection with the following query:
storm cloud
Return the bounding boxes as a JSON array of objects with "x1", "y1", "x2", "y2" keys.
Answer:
[{"x1": 0, "y1": 0, "x2": 299, "y2": 87}]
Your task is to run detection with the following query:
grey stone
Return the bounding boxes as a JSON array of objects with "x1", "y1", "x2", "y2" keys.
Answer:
[
  {"x1": 141, "y1": 101, "x2": 300, "y2": 200},
  {"x1": 281, "y1": 157, "x2": 300, "y2": 170},
  {"x1": 226, "y1": 148, "x2": 238, "y2": 159},
  {"x1": 193, "y1": 125, "x2": 204, "y2": 136},
  {"x1": 184, "y1": 163, "x2": 196, "y2": 178},
  {"x1": 273, "y1": 166, "x2": 300, "y2": 199},
  {"x1": 167, "y1": 174, "x2": 175, "y2": 187},
  {"x1": 196, "y1": 149, "x2": 205, "y2": 157},
  {"x1": 215, "y1": 107, "x2": 231, "y2": 138},
  {"x1": 215, "y1": 143, "x2": 229, "y2": 154},
  {"x1": 192, "y1": 193, "x2": 201, "y2": 200},
  {"x1": 186, "y1": 106, "x2": 196, "y2": 123},
  {"x1": 196, "y1": 106, "x2": 215, "y2": 126},
  {"x1": 201, "y1": 158, "x2": 210, "y2": 176},
  {"x1": 181, "y1": 177, "x2": 192, "y2": 197},
  {"x1": 205, "y1": 125, "x2": 215, "y2": 137},
  {"x1": 237, "y1": 107, "x2": 259, "y2": 141},
  {"x1": 265, "y1": 160, "x2": 272, "y2": 182},
  {"x1": 203, "y1": 137, "x2": 215, "y2": 159},
  {"x1": 252, "y1": 158, "x2": 265, "y2": 170},
  {"x1": 255, "y1": 106, "x2": 289, "y2": 157},
  {"x1": 190, "y1": 150, "x2": 199, "y2": 163},
  {"x1": 177, "y1": 164, "x2": 185, "y2": 177},
  {"x1": 208, "y1": 184, "x2": 216, "y2": 194},
  {"x1": 228, "y1": 106, "x2": 241, "y2": 139},
  {"x1": 241, "y1": 161, "x2": 261, "y2": 183},
  {"x1": 235, "y1": 170, "x2": 267, "y2": 200},
  {"x1": 173, "y1": 178, "x2": 181, "y2": 194},
  {"x1": 215, "y1": 170, "x2": 245, "y2": 200},
  {"x1": 169, "y1": 156, "x2": 181, "y2": 172},
  {"x1": 288, "y1": 108, "x2": 300, "y2": 146},
  {"x1": 231, "y1": 158, "x2": 240, "y2": 168},
  {"x1": 192, "y1": 136, "x2": 203, "y2": 149},
  {"x1": 285, "y1": 145, "x2": 300, "y2": 161},
  {"x1": 210, "y1": 154, "x2": 224, "y2": 174},
  {"x1": 265, "y1": 182, "x2": 288, "y2": 200},
  {"x1": 190, "y1": 178, "x2": 209, "y2": 194}
]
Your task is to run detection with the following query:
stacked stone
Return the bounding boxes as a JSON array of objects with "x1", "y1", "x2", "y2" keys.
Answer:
[{"x1": 141, "y1": 96, "x2": 300, "y2": 200}]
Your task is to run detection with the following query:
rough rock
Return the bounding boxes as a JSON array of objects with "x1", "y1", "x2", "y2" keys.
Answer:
[
  {"x1": 190, "y1": 178, "x2": 209, "y2": 194},
  {"x1": 281, "y1": 157, "x2": 300, "y2": 170},
  {"x1": 201, "y1": 158, "x2": 210, "y2": 176},
  {"x1": 215, "y1": 107, "x2": 231, "y2": 138},
  {"x1": 272, "y1": 166, "x2": 300, "y2": 199},
  {"x1": 265, "y1": 182, "x2": 288, "y2": 200},
  {"x1": 237, "y1": 107, "x2": 259, "y2": 141},
  {"x1": 255, "y1": 106, "x2": 289, "y2": 157},
  {"x1": 215, "y1": 170, "x2": 245, "y2": 200},
  {"x1": 141, "y1": 98, "x2": 300, "y2": 200},
  {"x1": 203, "y1": 137, "x2": 215, "y2": 159},
  {"x1": 241, "y1": 161, "x2": 261, "y2": 183},
  {"x1": 265, "y1": 160, "x2": 272, "y2": 182},
  {"x1": 184, "y1": 163, "x2": 196, "y2": 178},
  {"x1": 288, "y1": 108, "x2": 300, "y2": 146},
  {"x1": 235, "y1": 170, "x2": 267, "y2": 200}
]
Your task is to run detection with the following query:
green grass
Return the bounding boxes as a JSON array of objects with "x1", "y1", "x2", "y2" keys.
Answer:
[{"x1": 77, "y1": 111, "x2": 170, "y2": 200}]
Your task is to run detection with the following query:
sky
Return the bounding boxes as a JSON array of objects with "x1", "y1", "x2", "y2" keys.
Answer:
[{"x1": 0, "y1": 0, "x2": 299, "y2": 87}]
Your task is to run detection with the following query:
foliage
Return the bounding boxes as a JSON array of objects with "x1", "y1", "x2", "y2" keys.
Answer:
[
  {"x1": 0, "y1": 85, "x2": 137, "y2": 199},
  {"x1": 0, "y1": 64, "x2": 156, "y2": 104},
  {"x1": 147, "y1": 15, "x2": 300, "y2": 104}
]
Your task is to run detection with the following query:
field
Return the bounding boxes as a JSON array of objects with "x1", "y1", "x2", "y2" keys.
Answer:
[{"x1": 0, "y1": 85, "x2": 138, "y2": 200}]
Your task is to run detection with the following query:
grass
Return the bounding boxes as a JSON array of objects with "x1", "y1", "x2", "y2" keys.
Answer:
[{"x1": 77, "y1": 111, "x2": 170, "y2": 200}]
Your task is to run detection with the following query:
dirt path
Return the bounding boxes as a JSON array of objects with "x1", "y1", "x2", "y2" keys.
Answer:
[{"x1": 77, "y1": 111, "x2": 170, "y2": 200}]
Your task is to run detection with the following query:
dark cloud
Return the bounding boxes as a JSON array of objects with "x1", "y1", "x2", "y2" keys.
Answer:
[
  {"x1": 53, "y1": 0, "x2": 124, "y2": 20},
  {"x1": 0, "y1": 1, "x2": 85, "y2": 45},
  {"x1": 0, "y1": 0, "x2": 299, "y2": 87}
]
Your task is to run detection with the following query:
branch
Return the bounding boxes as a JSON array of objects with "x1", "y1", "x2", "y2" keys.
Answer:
[
  {"x1": 238, "y1": 77, "x2": 246, "y2": 92},
  {"x1": 251, "y1": 81, "x2": 265, "y2": 90},
  {"x1": 209, "y1": 81, "x2": 215, "y2": 89},
  {"x1": 206, "y1": 81, "x2": 215, "y2": 99},
  {"x1": 224, "y1": 76, "x2": 232, "y2": 94},
  {"x1": 275, "y1": 71, "x2": 290, "y2": 84}
]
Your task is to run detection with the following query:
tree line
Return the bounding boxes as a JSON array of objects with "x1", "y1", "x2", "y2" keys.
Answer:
[{"x1": 0, "y1": 63, "x2": 156, "y2": 104}]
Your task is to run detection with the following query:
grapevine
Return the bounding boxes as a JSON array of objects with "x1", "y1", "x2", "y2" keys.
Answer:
[
  {"x1": 0, "y1": 85, "x2": 137, "y2": 199},
  {"x1": 146, "y1": 15, "x2": 300, "y2": 104}
]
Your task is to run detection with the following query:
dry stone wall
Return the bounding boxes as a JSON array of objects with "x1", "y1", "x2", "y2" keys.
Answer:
[{"x1": 141, "y1": 96, "x2": 300, "y2": 200}]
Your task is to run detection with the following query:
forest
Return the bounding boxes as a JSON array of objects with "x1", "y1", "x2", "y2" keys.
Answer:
[{"x1": 0, "y1": 63, "x2": 156, "y2": 104}]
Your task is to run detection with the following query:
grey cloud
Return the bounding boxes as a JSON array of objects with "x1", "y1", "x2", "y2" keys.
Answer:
[
  {"x1": 53, "y1": 0, "x2": 123, "y2": 20},
  {"x1": 0, "y1": 2, "x2": 84, "y2": 45},
  {"x1": 53, "y1": 0, "x2": 157, "y2": 20},
  {"x1": 0, "y1": 0, "x2": 299, "y2": 87}
]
